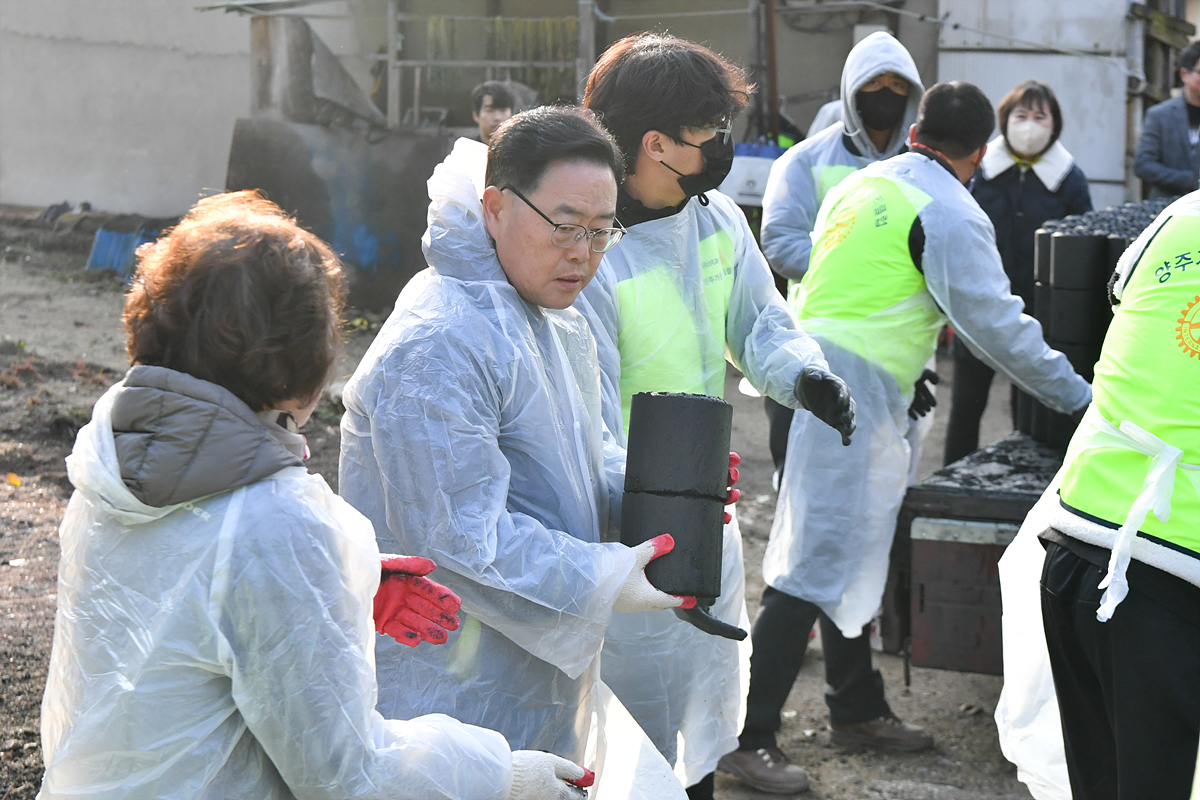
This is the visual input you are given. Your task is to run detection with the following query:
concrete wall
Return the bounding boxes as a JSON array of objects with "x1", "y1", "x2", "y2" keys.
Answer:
[
  {"x1": 0, "y1": 1, "x2": 946, "y2": 216},
  {"x1": 936, "y1": 0, "x2": 1133, "y2": 208},
  {"x1": 0, "y1": 3, "x2": 249, "y2": 216},
  {"x1": 0, "y1": 2, "x2": 379, "y2": 217},
  {"x1": 601, "y1": 0, "x2": 939, "y2": 133}
]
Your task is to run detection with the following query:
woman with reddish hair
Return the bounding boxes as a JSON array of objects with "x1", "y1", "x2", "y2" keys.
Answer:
[{"x1": 39, "y1": 192, "x2": 587, "y2": 800}]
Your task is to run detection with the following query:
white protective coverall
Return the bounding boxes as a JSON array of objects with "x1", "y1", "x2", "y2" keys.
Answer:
[
  {"x1": 40, "y1": 369, "x2": 512, "y2": 800},
  {"x1": 760, "y1": 31, "x2": 924, "y2": 281},
  {"x1": 765, "y1": 152, "x2": 1092, "y2": 637},
  {"x1": 576, "y1": 188, "x2": 829, "y2": 785},
  {"x1": 339, "y1": 140, "x2": 640, "y2": 765}
]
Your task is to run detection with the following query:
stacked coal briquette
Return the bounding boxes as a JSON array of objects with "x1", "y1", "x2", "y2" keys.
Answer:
[
  {"x1": 1017, "y1": 195, "x2": 1178, "y2": 448},
  {"x1": 620, "y1": 392, "x2": 733, "y2": 599}
]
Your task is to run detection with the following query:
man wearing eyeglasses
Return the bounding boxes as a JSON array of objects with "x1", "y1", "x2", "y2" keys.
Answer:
[
  {"x1": 577, "y1": 34, "x2": 856, "y2": 800},
  {"x1": 340, "y1": 106, "x2": 695, "y2": 785}
]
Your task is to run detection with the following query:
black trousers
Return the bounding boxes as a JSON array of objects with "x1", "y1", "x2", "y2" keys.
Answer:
[
  {"x1": 764, "y1": 396, "x2": 794, "y2": 478},
  {"x1": 739, "y1": 586, "x2": 892, "y2": 750},
  {"x1": 1041, "y1": 542, "x2": 1200, "y2": 800},
  {"x1": 685, "y1": 772, "x2": 713, "y2": 800},
  {"x1": 944, "y1": 338, "x2": 1017, "y2": 466}
]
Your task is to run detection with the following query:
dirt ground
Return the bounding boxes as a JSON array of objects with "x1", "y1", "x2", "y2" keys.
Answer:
[{"x1": 0, "y1": 215, "x2": 1028, "y2": 800}]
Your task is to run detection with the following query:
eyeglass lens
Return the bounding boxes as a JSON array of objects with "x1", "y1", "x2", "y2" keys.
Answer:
[{"x1": 549, "y1": 225, "x2": 623, "y2": 253}]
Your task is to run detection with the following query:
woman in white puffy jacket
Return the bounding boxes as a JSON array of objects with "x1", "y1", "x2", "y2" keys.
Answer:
[{"x1": 38, "y1": 192, "x2": 588, "y2": 800}]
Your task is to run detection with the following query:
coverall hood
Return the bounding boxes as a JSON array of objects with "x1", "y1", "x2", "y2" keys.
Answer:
[
  {"x1": 69, "y1": 365, "x2": 303, "y2": 522},
  {"x1": 840, "y1": 32, "x2": 924, "y2": 160},
  {"x1": 48, "y1": 372, "x2": 515, "y2": 800},
  {"x1": 421, "y1": 137, "x2": 510, "y2": 287},
  {"x1": 339, "y1": 135, "x2": 640, "y2": 761}
]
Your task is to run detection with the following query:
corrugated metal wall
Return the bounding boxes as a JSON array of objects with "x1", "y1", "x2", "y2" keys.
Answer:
[{"x1": 937, "y1": 0, "x2": 1133, "y2": 208}]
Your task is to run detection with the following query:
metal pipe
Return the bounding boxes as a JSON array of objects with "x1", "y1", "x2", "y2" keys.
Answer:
[
  {"x1": 412, "y1": 66, "x2": 421, "y2": 128},
  {"x1": 577, "y1": 0, "x2": 596, "y2": 102},
  {"x1": 1125, "y1": 15, "x2": 1147, "y2": 202},
  {"x1": 386, "y1": 59, "x2": 576, "y2": 68},
  {"x1": 386, "y1": 0, "x2": 400, "y2": 130},
  {"x1": 764, "y1": 0, "x2": 780, "y2": 140}
]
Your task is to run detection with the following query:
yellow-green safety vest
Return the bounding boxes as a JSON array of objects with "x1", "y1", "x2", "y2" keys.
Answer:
[
  {"x1": 814, "y1": 164, "x2": 859, "y2": 209},
  {"x1": 788, "y1": 173, "x2": 944, "y2": 392},
  {"x1": 614, "y1": 230, "x2": 735, "y2": 431},
  {"x1": 784, "y1": 163, "x2": 862, "y2": 296},
  {"x1": 1059, "y1": 212, "x2": 1200, "y2": 558}
]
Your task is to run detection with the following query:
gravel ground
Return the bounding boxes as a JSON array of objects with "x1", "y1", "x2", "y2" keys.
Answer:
[
  {"x1": 0, "y1": 344, "x2": 111, "y2": 798},
  {"x1": 0, "y1": 223, "x2": 1030, "y2": 799}
]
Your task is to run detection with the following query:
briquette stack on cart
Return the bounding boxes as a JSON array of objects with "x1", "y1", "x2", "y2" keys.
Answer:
[{"x1": 1016, "y1": 196, "x2": 1178, "y2": 448}]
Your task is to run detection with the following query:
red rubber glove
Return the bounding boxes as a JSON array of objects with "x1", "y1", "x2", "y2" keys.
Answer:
[
  {"x1": 725, "y1": 452, "x2": 742, "y2": 524},
  {"x1": 374, "y1": 555, "x2": 462, "y2": 647},
  {"x1": 614, "y1": 534, "x2": 697, "y2": 613},
  {"x1": 566, "y1": 768, "x2": 596, "y2": 788}
]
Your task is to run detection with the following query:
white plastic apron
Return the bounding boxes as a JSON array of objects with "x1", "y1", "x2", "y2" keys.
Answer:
[
  {"x1": 995, "y1": 404, "x2": 1200, "y2": 799},
  {"x1": 1063, "y1": 405, "x2": 1200, "y2": 620},
  {"x1": 600, "y1": 513, "x2": 751, "y2": 786},
  {"x1": 995, "y1": 465, "x2": 1071, "y2": 800},
  {"x1": 767, "y1": 292, "x2": 943, "y2": 636}
]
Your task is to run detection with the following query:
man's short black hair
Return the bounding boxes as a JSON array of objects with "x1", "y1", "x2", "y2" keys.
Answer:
[
  {"x1": 485, "y1": 105, "x2": 625, "y2": 194},
  {"x1": 1182, "y1": 41, "x2": 1200, "y2": 73},
  {"x1": 583, "y1": 33, "x2": 752, "y2": 174},
  {"x1": 472, "y1": 81, "x2": 515, "y2": 114},
  {"x1": 914, "y1": 81, "x2": 996, "y2": 160}
]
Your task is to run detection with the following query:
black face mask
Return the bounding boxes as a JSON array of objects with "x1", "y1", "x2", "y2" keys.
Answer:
[
  {"x1": 857, "y1": 87, "x2": 908, "y2": 132},
  {"x1": 661, "y1": 132, "x2": 735, "y2": 204}
]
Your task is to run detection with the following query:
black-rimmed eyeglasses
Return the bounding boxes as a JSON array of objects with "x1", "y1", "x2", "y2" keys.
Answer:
[
  {"x1": 683, "y1": 118, "x2": 733, "y2": 147},
  {"x1": 502, "y1": 185, "x2": 626, "y2": 253}
]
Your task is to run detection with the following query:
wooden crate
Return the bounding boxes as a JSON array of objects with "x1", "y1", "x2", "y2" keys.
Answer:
[
  {"x1": 879, "y1": 432, "x2": 1062, "y2": 675},
  {"x1": 909, "y1": 518, "x2": 1019, "y2": 675}
]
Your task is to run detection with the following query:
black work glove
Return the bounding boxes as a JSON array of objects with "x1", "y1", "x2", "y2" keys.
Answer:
[
  {"x1": 794, "y1": 365, "x2": 856, "y2": 446},
  {"x1": 907, "y1": 368, "x2": 939, "y2": 419}
]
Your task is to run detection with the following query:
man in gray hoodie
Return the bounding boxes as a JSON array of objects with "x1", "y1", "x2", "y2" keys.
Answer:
[
  {"x1": 719, "y1": 33, "x2": 931, "y2": 794},
  {"x1": 757, "y1": 32, "x2": 927, "y2": 484}
]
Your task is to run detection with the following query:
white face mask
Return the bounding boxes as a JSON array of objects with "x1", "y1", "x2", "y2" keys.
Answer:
[{"x1": 1006, "y1": 117, "x2": 1052, "y2": 158}]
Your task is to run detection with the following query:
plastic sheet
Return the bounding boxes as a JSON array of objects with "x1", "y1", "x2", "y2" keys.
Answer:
[
  {"x1": 339, "y1": 138, "x2": 637, "y2": 761},
  {"x1": 995, "y1": 468, "x2": 1071, "y2": 800},
  {"x1": 765, "y1": 336, "x2": 918, "y2": 636},
  {"x1": 589, "y1": 682, "x2": 689, "y2": 800},
  {"x1": 600, "y1": 514, "x2": 751, "y2": 786},
  {"x1": 41, "y1": 382, "x2": 514, "y2": 800}
]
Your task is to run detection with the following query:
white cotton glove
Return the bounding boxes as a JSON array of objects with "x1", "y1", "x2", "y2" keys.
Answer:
[
  {"x1": 613, "y1": 534, "x2": 697, "y2": 614},
  {"x1": 507, "y1": 750, "x2": 593, "y2": 800}
]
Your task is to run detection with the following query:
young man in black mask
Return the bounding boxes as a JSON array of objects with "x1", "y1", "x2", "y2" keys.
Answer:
[
  {"x1": 575, "y1": 33, "x2": 855, "y2": 800},
  {"x1": 758, "y1": 32, "x2": 926, "y2": 489}
]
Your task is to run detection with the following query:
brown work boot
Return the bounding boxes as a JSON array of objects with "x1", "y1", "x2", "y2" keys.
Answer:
[
  {"x1": 717, "y1": 747, "x2": 810, "y2": 794},
  {"x1": 829, "y1": 713, "x2": 934, "y2": 752}
]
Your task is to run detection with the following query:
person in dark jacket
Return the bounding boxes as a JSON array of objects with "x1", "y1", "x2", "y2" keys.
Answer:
[
  {"x1": 943, "y1": 80, "x2": 1092, "y2": 465},
  {"x1": 1133, "y1": 40, "x2": 1200, "y2": 199}
]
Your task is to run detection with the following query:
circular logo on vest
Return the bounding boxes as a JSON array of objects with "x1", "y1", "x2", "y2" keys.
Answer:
[
  {"x1": 821, "y1": 205, "x2": 857, "y2": 249},
  {"x1": 1177, "y1": 295, "x2": 1200, "y2": 358}
]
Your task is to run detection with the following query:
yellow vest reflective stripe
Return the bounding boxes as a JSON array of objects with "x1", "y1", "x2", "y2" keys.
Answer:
[
  {"x1": 1060, "y1": 212, "x2": 1200, "y2": 558},
  {"x1": 614, "y1": 229, "x2": 735, "y2": 431},
  {"x1": 788, "y1": 173, "x2": 943, "y2": 390}
]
